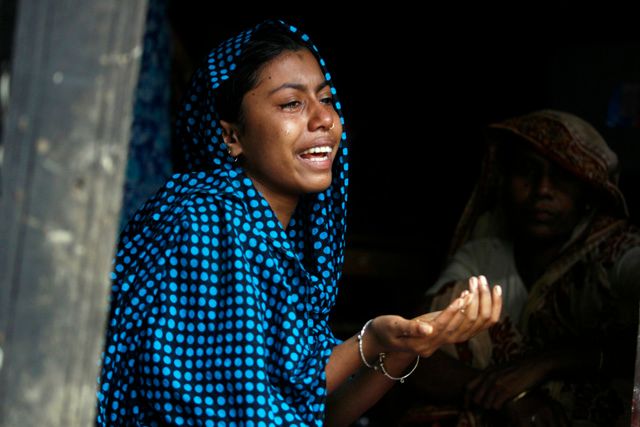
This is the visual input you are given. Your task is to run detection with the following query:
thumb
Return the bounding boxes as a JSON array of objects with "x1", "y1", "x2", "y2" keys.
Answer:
[{"x1": 415, "y1": 319, "x2": 433, "y2": 336}]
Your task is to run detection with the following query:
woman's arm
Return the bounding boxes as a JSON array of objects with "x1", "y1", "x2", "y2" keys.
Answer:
[
  {"x1": 325, "y1": 323, "x2": 422, "y2": 426},
  {"x1": 466, "y1": 338, "x2": 630, "y2": 412},
  {"x1": 325, "y1": 276, "x2": 502, "y2": 427}
]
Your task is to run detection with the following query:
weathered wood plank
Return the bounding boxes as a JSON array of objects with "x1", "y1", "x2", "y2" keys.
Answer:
[{"x1": 0, "y1": 1, "x2": 148, "y2": 425}]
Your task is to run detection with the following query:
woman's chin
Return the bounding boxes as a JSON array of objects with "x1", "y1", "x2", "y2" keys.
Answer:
[
  {"x1": 300, "y1": 174, "x2": 333, "y2": 194},
  {"x1": 523, "y1": 224, "x2": 568, "y2": 243}
]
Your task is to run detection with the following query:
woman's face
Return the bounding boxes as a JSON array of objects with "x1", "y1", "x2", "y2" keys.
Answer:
[
  {"x1": 506, "y1": 146, "x2": 585, "y2": 243},
  {"x1": 222, "y1": 48, "x2": 342, "y2": 203}
]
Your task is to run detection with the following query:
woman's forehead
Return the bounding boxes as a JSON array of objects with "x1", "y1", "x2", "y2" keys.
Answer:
[{"x1": 254, "y1": 49, "x2": 324, "y2": 91}]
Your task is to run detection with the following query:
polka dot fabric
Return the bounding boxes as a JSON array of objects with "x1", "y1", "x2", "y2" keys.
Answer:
[{"x1": 96, "y1": 20, "x2": 349, "y2": 426}]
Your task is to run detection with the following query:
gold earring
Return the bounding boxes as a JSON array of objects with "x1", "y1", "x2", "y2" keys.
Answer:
[
  {"x1": 329, "y1": 122, "x2": 335, "y2": 130},
  {"x1": 226, "y1": 147, "x2": 238, "y2": 163}
]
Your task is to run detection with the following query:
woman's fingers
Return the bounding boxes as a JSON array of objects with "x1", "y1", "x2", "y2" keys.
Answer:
[
  {"x1": 414, "y1": 311, "x2": 440, "y2": 324},
  {"x1": 410, "y1": 297, "x2": 466, "y2": 355},
  {"x1": 457, "y1": 276, "x2": 494, "y2": 339},
  {"x1": 408, "y1": 275, "x2": 503, "y2": 355},
  {"x1": 463, "y1": 276, "x2": 503, "y2": 338},
  {"x1": 429, "y1": 276, "x2": 490, "y2": 343},
  {"x1": 439, "y1": 295, "x2": 468, "y2": 334},
  {"x1": 431, "y1": 294, "x2": 466, "y2": 328},
  {"x1": 491, "y1": 285, "x2": 503, "y2": 323},
  {"x1": 465, "y1": 277, "x2": 480, "y2": 320},
  {"x1": 411, "y1": 319, "x2": 433, "y2": 336},
  {"x1": 459, "y1": 277, "x2": 481, "y2": 341},
  {"x1": 478, "y1": 275, "x2": 492, "y2": 322}
]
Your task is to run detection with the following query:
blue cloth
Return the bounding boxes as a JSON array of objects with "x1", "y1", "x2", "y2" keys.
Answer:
[
  {"x1": 96, "y1": 20, "x2": 349, "y2": 426},
  {"x1": 121, "y1": 0, "x2": 172, "y2": 232}
]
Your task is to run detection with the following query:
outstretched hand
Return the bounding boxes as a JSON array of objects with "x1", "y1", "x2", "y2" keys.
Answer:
[
  {"x1": 414, "y1": 275, "x2": 502, "y2": 356},
  {"x1": 366, "y1": 276, "x2": 502, "y2": 358}
]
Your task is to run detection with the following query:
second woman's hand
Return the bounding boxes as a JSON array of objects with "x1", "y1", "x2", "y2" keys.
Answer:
[
  {"x1": 500, "y1": 389, "x2": 570, "y2": 427},
  {"x1": 465, "y1": 357, "x2": 552, "y2": 410}
]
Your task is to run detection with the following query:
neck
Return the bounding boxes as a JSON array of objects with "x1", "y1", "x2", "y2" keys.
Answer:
[{"x1": 249, "y1": 178, "x2": 298, "y2": 230}]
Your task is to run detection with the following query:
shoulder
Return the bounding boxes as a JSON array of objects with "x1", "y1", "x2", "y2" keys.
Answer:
[
  {"x1": 127, "y1": 171, "x2": 244, "y2": 229},
  {"x1": 115, "y1": 171, "x2": 250, "y2": 264},
  {"x1": 595, "y1": 222, "x2": 640, "y2": 266},
  {"x1": 595, "y1": 223, "x2": 640, "y2": 298}
]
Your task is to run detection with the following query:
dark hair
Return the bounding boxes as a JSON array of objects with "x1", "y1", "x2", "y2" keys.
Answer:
[{"x1": 214, "y1": 27, "x2": 308, "y2": 126}]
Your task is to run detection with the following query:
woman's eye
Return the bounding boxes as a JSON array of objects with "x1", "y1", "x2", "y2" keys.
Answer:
[
  {"x1": 320, "y1": 96, "x2": 334, "y2": 105},
  {"x1": 281, "y1": 101, "x2": 301, "y2": 110}
]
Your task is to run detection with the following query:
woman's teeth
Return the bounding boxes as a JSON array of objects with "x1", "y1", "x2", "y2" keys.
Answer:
[
  {"x1": 300, "y1": 146, "x2": 332, "y2": 161},
  {"x1": 300, "y1": 146, "x2": 332, "y2": 155}
]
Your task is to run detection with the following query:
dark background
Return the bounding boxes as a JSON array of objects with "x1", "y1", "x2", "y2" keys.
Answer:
[
  {"x1": 0, "y1": 3, "x2": 637, "y2": 425},
  {"x1": 168, "y1": 7, "x2": 640, "y2": 330}
]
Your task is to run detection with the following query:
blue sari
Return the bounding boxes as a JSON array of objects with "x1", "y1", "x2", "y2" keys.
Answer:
[{"x1": 96, "y1": 20, "x2": 349, "y2": 426}]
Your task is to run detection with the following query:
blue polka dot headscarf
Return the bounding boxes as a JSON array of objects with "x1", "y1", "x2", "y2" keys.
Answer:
[{"x1": 96, "y1": 20, "x2": 348, "y2": 426}]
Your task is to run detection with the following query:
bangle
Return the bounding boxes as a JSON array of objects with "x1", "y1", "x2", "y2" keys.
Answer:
[
  {"x1": 378, "y1": 353, "x2": 420, "y2": 383},
  {"x1": 357, "y1": 319, "x2": 382, "y2": 370},
  {"x1": 510, "y1": 390, "x2": 529, "y2": 404}
]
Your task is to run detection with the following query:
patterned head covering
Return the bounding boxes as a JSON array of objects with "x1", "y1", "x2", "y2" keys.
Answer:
[
  {"x1": 97, "y1": 20, "x2": 348, "y2": 426},
  {"x1": 449, "y1": 109, "x2": 628, "y2": 254},
  {"x1": 490, "y1": 110, "x2": 627, "y2": 215}
]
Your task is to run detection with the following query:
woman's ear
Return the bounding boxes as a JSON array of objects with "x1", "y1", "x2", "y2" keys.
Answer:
[{"x1": 219, "y1": 120, "x2": 243, "y2": 158}]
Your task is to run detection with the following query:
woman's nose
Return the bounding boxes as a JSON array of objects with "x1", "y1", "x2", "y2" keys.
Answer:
[
  {"x1": 308, "y1": 100, "x2": 333, "y2": 131},
  {"x1": 535, "y1": 172, "x2": 555, "y2": 196}
]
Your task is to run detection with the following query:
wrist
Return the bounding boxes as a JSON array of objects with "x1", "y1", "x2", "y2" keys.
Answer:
[
  {"x1": 357, "y1": 319, "x2": 384, "y2": 369},
  {"x1": 363, "y1": 317, "x2": 386, "y2": 356},
  {"x1": 360, "y1": 319, "x2": 414, "y2": 364},
  {"x1": 356, "y1": 318, "x2": 420, "y2": 383}
]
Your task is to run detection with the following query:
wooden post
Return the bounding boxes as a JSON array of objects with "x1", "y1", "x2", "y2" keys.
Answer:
[{"x1": 0, "y1": 0, "x2": 148, "y2": 425}]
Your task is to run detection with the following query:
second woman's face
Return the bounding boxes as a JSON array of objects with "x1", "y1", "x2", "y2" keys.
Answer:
[
  {"x1": 228, "y1": 49, "x2": 342, "y2": 203},
  {"x1": 507, "y1": 147, "x2": 585, "y2": 243}
]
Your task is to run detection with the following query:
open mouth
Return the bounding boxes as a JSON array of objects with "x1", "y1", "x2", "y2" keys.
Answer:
[{"x1": 299, "y1": 145, "x2": 333, "y2": 162}]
